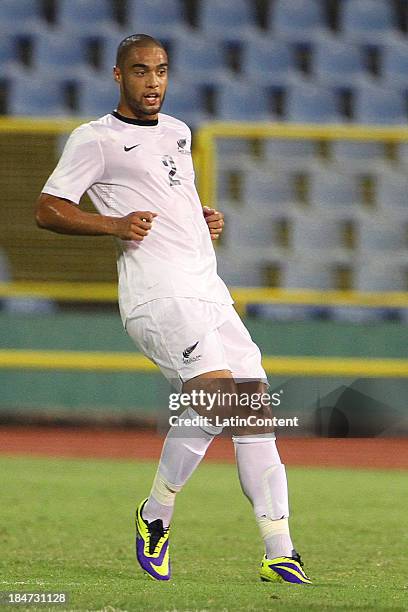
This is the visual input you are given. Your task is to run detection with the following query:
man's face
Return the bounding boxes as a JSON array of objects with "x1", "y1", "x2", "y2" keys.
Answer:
[{"x1": 114, "y1": 45, "x2": 168, "y2": 118}]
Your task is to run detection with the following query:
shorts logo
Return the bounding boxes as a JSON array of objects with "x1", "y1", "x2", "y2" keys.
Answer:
[
  {"x1": 177, "y1": 139, "x2": 191, "y2": 155},
  {"x1": 182, "y1": 341, "x2": 201, "y2": 364}
]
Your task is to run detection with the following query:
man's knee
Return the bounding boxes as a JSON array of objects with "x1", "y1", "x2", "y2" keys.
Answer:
[
  {"x1": 181, "y1": 370, "x2": 237, "y2": 430},
  {"x1": 230, "y1": 380, "x2": 274, "y2": 437}
]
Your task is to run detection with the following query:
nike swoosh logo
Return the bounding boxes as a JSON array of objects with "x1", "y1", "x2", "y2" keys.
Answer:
[
  {"x1": 151, "y1": 555, "x2": 169, "y2": 577},
  {"x1": 124, "y1": 144, "x2": 140, "y2": 152}
]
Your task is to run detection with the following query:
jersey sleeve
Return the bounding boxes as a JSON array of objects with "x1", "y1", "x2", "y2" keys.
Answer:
[{"x1": 42, "y1": 124, "x2": 105, "y2": 205}]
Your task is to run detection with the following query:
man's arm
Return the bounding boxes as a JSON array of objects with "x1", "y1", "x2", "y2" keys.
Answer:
[{"x1": 35, "y1": 193, "x2": 156, "y2": 241}]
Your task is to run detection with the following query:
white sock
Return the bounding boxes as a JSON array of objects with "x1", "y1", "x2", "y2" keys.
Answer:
[
  {"x1": 142, "y1": 472, "x2": 178, "y2": 528},
  {"x1": 143, "y1": 408, "x2": 215, "y2": 527},
  {"x1": 258, "y1": 516, "x2": 293, "y2": 559},
  {"x1": 233, "y1": 434, "x2": 294, "y2": 558}
]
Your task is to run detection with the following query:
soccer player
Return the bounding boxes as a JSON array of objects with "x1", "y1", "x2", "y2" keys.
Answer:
[{"x1": 36, "y1": 34, "x2": 311, "y2": 585}]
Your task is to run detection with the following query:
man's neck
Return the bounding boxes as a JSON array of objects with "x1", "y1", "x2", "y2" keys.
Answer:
[
  {"x1": 112, "y1": 110, "x2": 158, "y2": 126},
  {"x1": 116, "y1": 103, "x2": 158, "y2": 122}
]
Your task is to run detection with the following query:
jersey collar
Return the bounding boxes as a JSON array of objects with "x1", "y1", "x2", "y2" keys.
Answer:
[{"x1": 111, "y1": 110, "x2": 158, "y2": 126}]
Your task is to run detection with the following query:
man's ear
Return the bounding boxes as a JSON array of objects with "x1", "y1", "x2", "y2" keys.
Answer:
[{"x1": 113, "y1": 66, "x2": 121, "y2": 83}]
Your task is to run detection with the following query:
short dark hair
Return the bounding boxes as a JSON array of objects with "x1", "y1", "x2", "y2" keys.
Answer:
[{"x1": 116, "y1": 34, "x2": 166, "y2": 68}]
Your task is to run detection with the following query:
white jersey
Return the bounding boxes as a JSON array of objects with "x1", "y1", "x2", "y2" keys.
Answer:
[{"x1": 43, "y1": 111, "x2": 233, "y2": 325}]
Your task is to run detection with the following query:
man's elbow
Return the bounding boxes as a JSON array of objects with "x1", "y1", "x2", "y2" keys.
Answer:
[
  {"x1": 35, "y1": 207, "x2": 49, "y2": 229},
  {"x1": 35, "y1": 195, "x2": 55, "y2": 229}
]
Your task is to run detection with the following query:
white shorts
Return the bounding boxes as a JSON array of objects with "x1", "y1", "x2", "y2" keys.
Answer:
[{"x1": 125, "y1": 297, "x2": 267, "y2": 389}]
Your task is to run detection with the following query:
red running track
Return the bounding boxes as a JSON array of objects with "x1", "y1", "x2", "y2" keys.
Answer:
[{"x1": 0, "y1": 427, "x2": 407, "y2": 469}]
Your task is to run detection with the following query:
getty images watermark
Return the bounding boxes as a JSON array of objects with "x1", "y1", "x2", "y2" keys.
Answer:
[{"x1": 167, "y1": 389, "x2": 300, "y2": 429}]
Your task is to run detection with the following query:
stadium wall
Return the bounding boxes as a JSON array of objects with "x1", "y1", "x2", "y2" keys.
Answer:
[{"x1": 1, "y1": 312, "x2": 407, "y2": 436}]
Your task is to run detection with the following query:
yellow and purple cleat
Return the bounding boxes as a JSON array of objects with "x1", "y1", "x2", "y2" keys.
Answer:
[
  {"x1": 260, "y1": 550, "x2": 312, "y2": 585},
  {"x1": 135, "y1": 498, "x2": 171, "y2": 581}
]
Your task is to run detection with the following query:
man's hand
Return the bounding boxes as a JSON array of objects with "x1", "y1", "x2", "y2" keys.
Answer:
[
  {"x1": 203, "y1": 206, "x2": 224, "y2": 241},
  {"x1": 113, "y1": 211, "x2": 157, "y2": 241}
]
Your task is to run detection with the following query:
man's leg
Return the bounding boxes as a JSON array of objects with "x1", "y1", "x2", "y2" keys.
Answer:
[
  {"x1": 136, "y1": 370, "x2": 234, "y2": 580},
  {"x1": 232, "y1": 381, "x2": 311, "y2": 584},
  {"x1": 143, "y1": 370, "x2": 233, "y2": 526},
  {"x1": 231, "y1": 382, "x2": 293, "y2": 558}
]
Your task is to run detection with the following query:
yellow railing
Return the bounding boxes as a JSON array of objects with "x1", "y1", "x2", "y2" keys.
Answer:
[
  {"x1": 2, "y1": 282, "x2": 408, "y2": 311},
  {"x1": 1, "y1": 349, "x2": 408, "y2": 377},
  {"x1": 195, "y1": 121, "x2": 408, "y2": 207}
]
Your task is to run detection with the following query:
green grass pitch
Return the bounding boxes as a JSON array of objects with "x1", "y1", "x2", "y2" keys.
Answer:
[{"x1": 1, "y1": 455, "x2": 407, "y2": 611}]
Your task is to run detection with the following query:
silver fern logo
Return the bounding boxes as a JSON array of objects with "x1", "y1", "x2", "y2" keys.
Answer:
[
  {"x1": 177, "y1": 138, "x2": 191, "y2": 154},
  {"x1": 182, "y1": 341, "x2": 199, "y2": 359},
  {"x1": 182, "y1": 341, "x2": 201, "y2": 364}
]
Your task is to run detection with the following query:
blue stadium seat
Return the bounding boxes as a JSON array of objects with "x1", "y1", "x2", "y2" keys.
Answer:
[
  {"x1": 0, "y1": 0, "x2": 43, "y2": 34},
  {"x1": 0, "y1": 35, "x2": 18, "y2": 69},
  {"x1": 285, "y1": 81, "x2": 342, "y2": 123},
  {"x1": 8, "y1": 73, "x2": 67, "y2": 116},
  {"x1": 396, "y1": 143, "x2": 408, "y2": 170},
  {"x1": 313, "y1": 36, "x2": 366, "y2": 87},
  {"x1": 331, "y1": 141, "x2": 386, "y2": 170},
  {"x1": 216, "y1": 168, "x2": 236, "y2": 201},
  {"x1": 353, "y1": 83, "x2": 406, "y2": 124},
  {"x1": 241, "y1": 38, "x2": 298, "y2": 87},
  {"x1": 246, "y1": 303, "x2": 316, "y2": 321},
  {"x1": 3, "y1": 297, "x2": 57, "y2": 315},
  {"x1": 309, "y1": 169, "x2": 361, "y2": 210},
  {"x1": 264, "y1": 139, "x2": 317, "y2": 169},
  {"x1": 291, "y1": 212, "x2": 349, "y2": 253},
  {"x1": 281, "y1": 257, "x2": 335, "y2": 289},
  {"x1": 31, "y1": 31, "x2": 90, "y2": 77},
  {"x1": 76, "y1": 75, "x2": 119, "y2": 117},
  {"x1": 224, "y1": 211, "x2": 274, "y2": 248},
  {"x1": 216, "y1": 82, "x2": 272, "y2": 121},
  {"x1": 376, "y1": 169, "x2": 408, "y2": 212},
  {"x1": 381, "y1": 38, "x2": 408, "y2": 89},
  {"x1": 127, "y1": 0, "x2": 189, "y2": 38},
  {"x1": 355, "y1": 260, "x2": 407, "y2": 291},
  {"x1": 340, "y1": 0, "x2": 396, "y2": 43},
  {"x1": 330, "y1": 306, "x2": 386, "y2": 324},
  {"x1": 356, "y1": 215, "x2": 407, "y2": 253},
  {"x1": 400, "y1": 308, "x2": 408, "y2": 324},
  {"x1": 217, "y1": 248, "x2": 265, "y2": 286},
  {"x1": 242, "y1": 169, "x2": 298, "y2": 212},
  {"x1": 99, "y1": 32, "x2": 128, "y2": 71},
  {"x1": 215, "y1": 140, "x2": 255, "y2": 164},
  {"x1": 161, "y1": 81, "x2": 208, "y2": 128},
  {"x1": 197, "y1": 0, "x2": 259, "y2": 39},
  {"x1": 269, "y1": 0, "x2": 327, "y2": 43},
  {"x1": 171, "y1": 35, "x2": 231, "y2": 85},
  {"x1": 57, "y1": 0, "x2": 115, "y2": 32}
]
